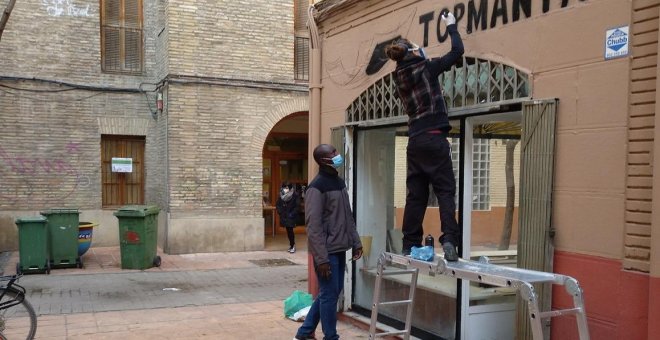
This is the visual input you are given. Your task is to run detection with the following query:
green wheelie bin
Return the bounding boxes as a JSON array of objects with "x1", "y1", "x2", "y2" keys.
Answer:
[
  {"x1": 15, "y1": 216, "x2": 50, "y2": 274},
  {"x1": 113, "y1": 205, "x2": 161, "y2": 270},
  {"x1": 40, "y1": 208, "x2": 82, "y2": 268}
]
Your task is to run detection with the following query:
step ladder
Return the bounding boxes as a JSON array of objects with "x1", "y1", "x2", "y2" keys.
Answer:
[{"x1": 368, "y1": 252, "x2": 590, "y2": 340}]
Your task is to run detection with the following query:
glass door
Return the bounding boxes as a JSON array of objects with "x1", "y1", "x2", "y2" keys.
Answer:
[
  {"x1": 354, "y1": 120, "x2": 462, "y2": 338},
  {"x1": 460, "y1": 112, "x2": 521, "y2": 340}
]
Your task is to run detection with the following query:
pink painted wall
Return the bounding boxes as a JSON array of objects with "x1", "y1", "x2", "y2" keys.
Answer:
[{"x1": 553, "y1": 251, "x2": 652, "y2": 340}]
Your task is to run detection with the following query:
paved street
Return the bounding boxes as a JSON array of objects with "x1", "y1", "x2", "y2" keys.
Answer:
[
  {"x1": 0, "y1": 244, "x2": 378, "y2": 339},
  {"x1": 23, "y1": 266, "x2": 307, "y2": 315}
]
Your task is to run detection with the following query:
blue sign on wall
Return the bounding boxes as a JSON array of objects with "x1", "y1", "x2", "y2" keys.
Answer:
[{"x1": 605, "y1": 26, "x2": 629, "y2": 60}]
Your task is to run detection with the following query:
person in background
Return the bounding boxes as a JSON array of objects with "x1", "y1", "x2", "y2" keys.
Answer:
[
  {"x1": 384, "y1": 11, "x2": 463, "y2": 261},
  {"x1": 276, "y1": 181, "x2": 300, "y2": 253},
  {"x1": 294, "y1": 144, "x2": 363, "y2": 340}
]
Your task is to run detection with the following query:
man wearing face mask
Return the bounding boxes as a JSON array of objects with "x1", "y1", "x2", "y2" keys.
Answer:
[
  {"x1": 385, "y1": 11, "x2": 463, "y2": 261},
  {"x1": 294, "y1": 144, "x2": 363, "y2": 340}
]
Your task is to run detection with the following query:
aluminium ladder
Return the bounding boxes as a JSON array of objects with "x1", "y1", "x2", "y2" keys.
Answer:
[{"x1": 368, "y1": 252, "x2": 590, "y2": 340}]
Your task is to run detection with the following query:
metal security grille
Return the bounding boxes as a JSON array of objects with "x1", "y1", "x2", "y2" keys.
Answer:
[
  {"x1": 346, "y1": 57, "x2": 530, "y2": 123},
  {"x1": 516, "y1": 99, "x2": 558, "y2": 340},
  {"x1": 440, "y1": 57, "x2": 530, "y2": 108},
  {"x1": 101, "y1": 135, "x2": 145, "y2": 207},
  {"x1": 295, "y1": 36, "x2": 309, "y2": 81},
  {"x1": 101, "y1": 0, "x2": 143, "y2": 74}
]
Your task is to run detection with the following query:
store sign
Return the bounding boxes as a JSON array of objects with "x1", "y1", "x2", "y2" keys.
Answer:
[
  {"x1": 604, "y1": 26, "x2": 629, "y2": 60},
  {"x1": 366, "y1": 0, "x2": 587, "y2": 75},
  {"x1": 111, "y1": 158, "x2": 133, "y2": 173}
]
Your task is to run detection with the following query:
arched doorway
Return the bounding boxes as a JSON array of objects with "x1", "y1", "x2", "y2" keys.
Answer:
[{"x1": 262, "y1": 111, "x2": 309, "y2": 250}]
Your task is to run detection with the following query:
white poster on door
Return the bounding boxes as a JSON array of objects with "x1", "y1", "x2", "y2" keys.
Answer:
[{"x1": 111, "y1": 158, "x2": 133, "y2": 173}]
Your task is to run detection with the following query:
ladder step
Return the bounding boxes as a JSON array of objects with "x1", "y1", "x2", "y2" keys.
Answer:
[
  {"x1": 377, "y1": 299, "x2": 413, "y2": 307},
  {"x1": 380, "y1": 269, "x2": 418, "y2": 276},
  {"x1": 539, "y1": 307, "x2": 582, "y2": 319},
  {"x1": 375, "y1": 330, "x2": 408, "y2": 337}
]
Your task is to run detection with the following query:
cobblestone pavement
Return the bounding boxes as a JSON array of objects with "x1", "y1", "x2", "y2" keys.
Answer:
[{"x1": 1, "y1": 245, "x2": 378, "y2": 339}]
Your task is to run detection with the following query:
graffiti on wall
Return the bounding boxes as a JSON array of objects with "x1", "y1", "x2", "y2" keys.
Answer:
[
  {"x1": 0, "y1": 144, "x2": 91, "y2": 204},
  {"x1": 42, "y1": 0, "x2": 92, "y2": 17}
]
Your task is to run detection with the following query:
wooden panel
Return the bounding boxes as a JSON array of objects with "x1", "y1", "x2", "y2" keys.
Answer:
[
  {"x1": 103, "y1": 27, "x2": 120, "y2": 71},
  {"x1": 294, "y1": 0, "x2": 309, "y2": 32},
  {"x1": 101, "y1": 0, "x2": 143, "y2": 74},
  {"x1": 101, "y1": 135, "x2": 145, "y2": 207},
  {"x1": 104, "y1": 0, "x2": 121, "y2": 25}
]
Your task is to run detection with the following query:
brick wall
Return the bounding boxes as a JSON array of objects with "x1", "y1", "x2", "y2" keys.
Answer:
[
  {"x1": 167, "y1": 0, "x2": 295, "y2": 82},
  {"x1": 0, "y1": 0, "x2": 165, "y2": 207},
  {"x1": 166, "y1": 82, "x2": 306, "y2": 216},
  {"x1": 0, "y1": 0, "x2": 308, "y2": 252}
]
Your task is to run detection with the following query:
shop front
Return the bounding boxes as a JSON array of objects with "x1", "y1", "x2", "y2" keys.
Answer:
[{"x1": 309, "y1": 0, "x2": 654, "y2": 339}]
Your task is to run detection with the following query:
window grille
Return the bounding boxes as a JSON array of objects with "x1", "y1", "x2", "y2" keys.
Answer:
[
  {"x1": 346, "y1": 57, "x2": 530, "y2": 123},
  {"x1": 295, "y1": 36, "x2": 309, "y2": 81}
]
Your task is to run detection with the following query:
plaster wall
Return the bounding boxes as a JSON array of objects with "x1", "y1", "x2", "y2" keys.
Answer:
[
  {"x1": 314, "y1": 0, "x2": 631, "y2": 259},
  {"x1": 166, "y1": 215, "x2": 264, "y2": 254}
]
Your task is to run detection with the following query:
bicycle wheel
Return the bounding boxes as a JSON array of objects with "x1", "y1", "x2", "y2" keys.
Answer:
[{"x1": 0, "y1": 288, "x2": 37, "y2": 340}]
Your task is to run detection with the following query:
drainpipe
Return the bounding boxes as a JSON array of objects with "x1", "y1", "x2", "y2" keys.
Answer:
[{"x1": 307, "y1": 4, "x2": 322, "y2": 296}]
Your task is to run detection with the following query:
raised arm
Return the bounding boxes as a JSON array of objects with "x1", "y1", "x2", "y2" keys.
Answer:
[{"x1": 428, "y1": 12, "x2": 464, "y2": 78}]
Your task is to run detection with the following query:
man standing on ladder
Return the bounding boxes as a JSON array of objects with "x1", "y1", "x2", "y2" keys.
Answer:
[{"x1": 385, "y1": 11, "x2": 464, "y2": 261}]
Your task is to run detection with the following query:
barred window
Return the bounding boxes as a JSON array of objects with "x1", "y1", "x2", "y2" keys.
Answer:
[
  {"x1": 101, "y1": 0, "x2": 143, "y2": 74},
  {"x1": 295, "y1": 36, "x2": 309, "y2": 81},
  {"x1": 294, "y1": 0, "x2": 309, "y2": 81}
]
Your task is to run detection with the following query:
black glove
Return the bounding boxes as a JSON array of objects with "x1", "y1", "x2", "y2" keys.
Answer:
[{"x1": 316, "y1": 263, "x2": 331, "y2": 280}]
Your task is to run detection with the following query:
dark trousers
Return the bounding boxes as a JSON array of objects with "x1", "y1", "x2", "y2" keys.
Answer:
[
  {"x1": 296, "y1": 252, "x2": 346, "y2": 340},
  {"x1": 286, "y1": 227, "x2": 295, "y2": 248},
  {"x1": 402, "y1": 133, "x2": 460, "y2": 250}
]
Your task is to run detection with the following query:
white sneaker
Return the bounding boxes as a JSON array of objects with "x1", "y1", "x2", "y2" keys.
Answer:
[{"x1": 288, "y1": 245, "x2": 296, "y2": 253}]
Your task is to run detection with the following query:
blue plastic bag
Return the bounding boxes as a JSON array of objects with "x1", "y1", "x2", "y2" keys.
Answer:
[
  {"x1": 411, "y1": 245, "x2": 435, "y2": 261},
  {"x1": 284, "y1": 290, "x2": 313, "y2": 318}
]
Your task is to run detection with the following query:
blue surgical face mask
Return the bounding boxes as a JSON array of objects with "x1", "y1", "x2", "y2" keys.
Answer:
[{"x1": 330, "y1": 154, "x2": 344, "y2": 168}]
